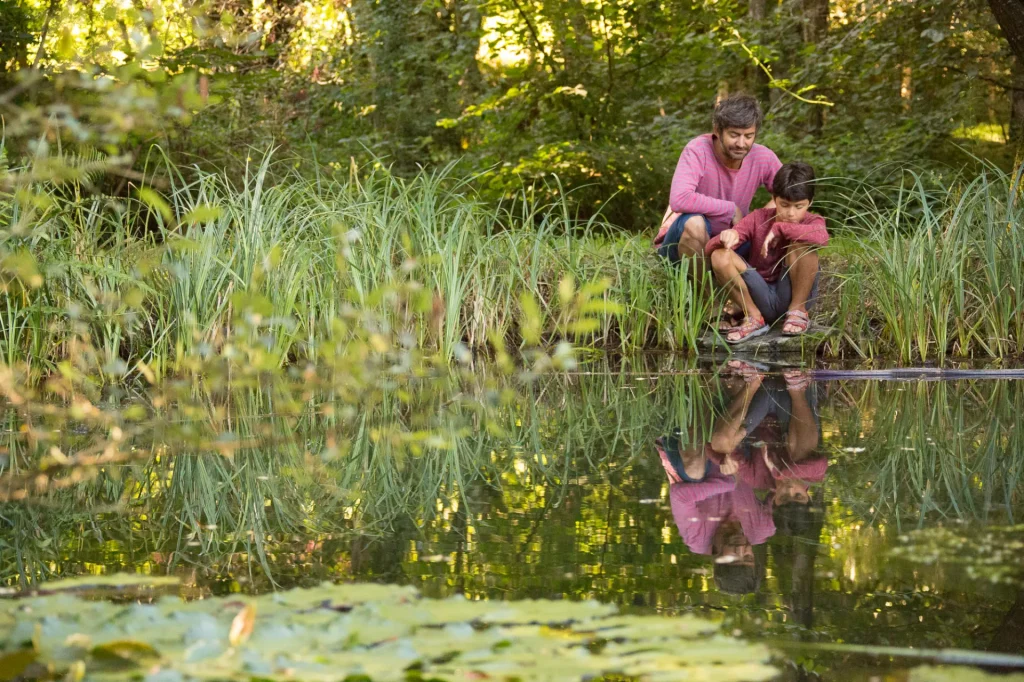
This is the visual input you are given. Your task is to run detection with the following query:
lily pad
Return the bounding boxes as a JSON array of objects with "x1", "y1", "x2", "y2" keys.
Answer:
[{"x1": 0, "y1": 582, "x2": 777, "y2": 682}]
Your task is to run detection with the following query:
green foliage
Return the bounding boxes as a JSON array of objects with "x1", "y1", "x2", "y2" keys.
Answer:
[
  {"x1": 891, "y1": 525, "x2": 1024, "y2": 586},
  {"x1": 0, "y1": 578, "x2": 777, "y2": 682},
  {"x1": 821, "y1": 164, "x2": 1024, "y2": 361}
]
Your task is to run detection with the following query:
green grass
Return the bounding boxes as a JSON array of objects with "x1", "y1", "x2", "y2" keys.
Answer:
[{"x1": 3, "y1": 149, "x2": 1024, "y2": 368}]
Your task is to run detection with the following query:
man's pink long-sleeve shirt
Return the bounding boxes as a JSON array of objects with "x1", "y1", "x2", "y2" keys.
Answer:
[{"x1": 655, "y1": 134, "x2": 781, "y2": 246}]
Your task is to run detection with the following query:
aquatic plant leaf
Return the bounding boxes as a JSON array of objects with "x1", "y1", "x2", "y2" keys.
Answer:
[
  {"x1": 911, "y1": 666, "x2": 1024, "y2": 682},
  {"x1": 36, "y1": 574, "x2": 180, "y2": 592},
  {"x1": 0, "y1": 650, "x2": 37, "y2": 681},
  {"x1": 1, "y1": 582, "x2": 775, "y2": 682},
  {"x1": 91, "y1": 640, "x2": 161, "y2": 666},
  {"x1": 228, "y1": 605, "x2": 256, "y2": 647}
]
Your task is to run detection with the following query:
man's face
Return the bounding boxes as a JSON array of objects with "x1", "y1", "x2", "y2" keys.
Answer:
[
  {"x1": 774, "y1": 197, "x2": 811, "y2": 224},
  {"x1": 715, "y1": 125, "x2": 758, "y2": 161}
]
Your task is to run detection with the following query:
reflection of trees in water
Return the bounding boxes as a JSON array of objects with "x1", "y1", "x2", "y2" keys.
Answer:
[{"x1": 0, "y1": 369, "x2": 1021, "y2": 650}]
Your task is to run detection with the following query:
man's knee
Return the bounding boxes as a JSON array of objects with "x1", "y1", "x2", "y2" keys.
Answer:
[{"x1": 682, "y1": 216, "x2": 708, "y2": 244}]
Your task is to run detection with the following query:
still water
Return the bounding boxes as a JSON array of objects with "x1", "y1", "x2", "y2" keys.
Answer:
[{"x1": 3, "y1": 364, "x2": 1023, "y2": 678}]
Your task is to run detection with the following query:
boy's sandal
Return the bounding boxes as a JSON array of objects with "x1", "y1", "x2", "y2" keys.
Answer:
[
  {"x1": 783, "y1": 368, "x2": 812, "y2": 390},
  {"x1": 725, "y1": 317, "x2": 769, "y2": 344},
  {"x1": 781, "y1": 310, "x2": 811, "y2": 336}
]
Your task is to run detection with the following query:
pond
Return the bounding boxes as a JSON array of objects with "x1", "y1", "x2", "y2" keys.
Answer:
[{"x1": 2, "y1": 361, "x2": 1023, "y2": 680}]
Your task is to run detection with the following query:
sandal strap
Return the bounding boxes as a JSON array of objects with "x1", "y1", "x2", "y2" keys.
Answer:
[
  {"x1": 728, "y1": 317, "x2": 766, "y2": 339},
  {"x1": 784, "y1": 309, "x2": 810, "y2": 323}
]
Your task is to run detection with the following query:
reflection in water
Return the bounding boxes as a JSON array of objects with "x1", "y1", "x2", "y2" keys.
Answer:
[
  {"x1": 2, "y1": 366, "x2": 1024, "y2": 673},
  {"x1": 658, "y1": 371, "x2": 825, "y2": 618}
]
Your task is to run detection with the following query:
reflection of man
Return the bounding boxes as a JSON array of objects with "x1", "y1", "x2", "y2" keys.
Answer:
[{"x1": 656, "y1": 367, "x2": 827, "y2": 596}]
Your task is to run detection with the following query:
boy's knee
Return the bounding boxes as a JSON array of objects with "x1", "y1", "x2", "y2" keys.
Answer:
[
  {"x1": 785, "y1": 244, "x2": 818, "y2": 266},
  {"x1": 709, "y1": 248, "x2": 735, "y2": 271}
]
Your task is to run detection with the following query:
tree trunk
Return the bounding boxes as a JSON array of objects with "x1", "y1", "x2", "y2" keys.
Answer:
[
  {"x1": 988, "y1": 0, "x2": 1024, "y2": 142},
  {"x1": 1012, "y1": 58, "x2": 1024, "y2": 144},
  {"x1": 746, "y1": 0, "x2": 771, "y2": 100},
  {"x1": 801, "y1": 0, "x2": 828, "y2": 134}
]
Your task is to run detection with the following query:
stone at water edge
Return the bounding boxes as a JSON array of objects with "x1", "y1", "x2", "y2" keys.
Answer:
[{"x1": 697, "y1": 323, "x2": 836, "y2": 354}]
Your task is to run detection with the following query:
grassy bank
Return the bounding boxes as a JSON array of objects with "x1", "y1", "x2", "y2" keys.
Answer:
[{"x1": 1, "y1": 152, "x2": 1023, "y2": 370}]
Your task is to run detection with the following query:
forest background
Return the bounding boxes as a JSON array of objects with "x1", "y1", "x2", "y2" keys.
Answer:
[{"x1": 3, "y1": 0, "x2": 1022, "y2": 231}]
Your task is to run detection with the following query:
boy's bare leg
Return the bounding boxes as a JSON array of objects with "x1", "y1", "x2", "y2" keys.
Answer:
[
  {"x1": 709, "y1": 248, "x2": 763, "y2": 320},
  {"x1": 784, "y1": 245, "x2": 819, "y2": 332},
  {"x1": 785, "y1": 383, "x2": 819, "y2": 461}
]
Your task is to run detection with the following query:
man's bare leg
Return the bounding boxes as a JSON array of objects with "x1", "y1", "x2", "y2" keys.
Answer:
[
  {"x1": 675, "y1": 215, "x2": 709, "y2": 261},
  {"x1": 710, "y1": 372, "x2": 763, "y2": 454},
  {"x1": 709, "y1": 248, "x2": 763, "y2": 321},
  {"x1": 783, "y1": 244, "x2": 819, "y2": 334}
]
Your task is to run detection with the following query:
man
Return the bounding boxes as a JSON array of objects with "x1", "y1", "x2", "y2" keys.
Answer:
[{"x1": 654, "y1": 95, "x2": 781, "y2": 264}]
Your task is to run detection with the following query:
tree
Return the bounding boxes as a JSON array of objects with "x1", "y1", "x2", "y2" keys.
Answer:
[
  {"x1": 987, "y1": 0, "x2": 1024, "y2": 143},
  {"x1": 801, "y1": 0, "x2": 829, "y2": 134}
]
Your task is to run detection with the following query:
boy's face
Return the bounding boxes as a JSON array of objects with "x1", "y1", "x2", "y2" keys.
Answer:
[
  {"x1": 775, "y1": 478, "x2": 810, "y2": 505},
  {"x1": 715, "y1": 125, "x2": 758, "y2": 161},
  {"x1": 774, "y1": 196, "x2": 811, "y2": 224}
]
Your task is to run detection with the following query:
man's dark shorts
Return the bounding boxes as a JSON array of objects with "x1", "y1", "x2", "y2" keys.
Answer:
[
  {"x1": 657, "y1": 213, "x2": 752, "y2": 264},
  {"x1": 740, "y1": 267, "x2": 820, "y2": 324}
]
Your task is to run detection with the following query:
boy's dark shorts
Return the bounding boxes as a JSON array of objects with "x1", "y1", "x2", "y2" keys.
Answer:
[
  {"x1": 657, "y1": 213, "x2": 752, "y2": 263},
  {"x1": 740, "y1": 267, "x2": 820, "y2": 324}
]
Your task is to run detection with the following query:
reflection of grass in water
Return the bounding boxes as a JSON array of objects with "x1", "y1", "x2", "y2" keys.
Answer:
[
  {"x1": 821, "y1": 380, "x2": 1024, "y2": 528},
  {"x1": 3, "y1": 368, "x2": 1024, "y2": 590}
]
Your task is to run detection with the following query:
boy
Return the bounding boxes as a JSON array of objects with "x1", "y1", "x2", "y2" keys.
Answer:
[{"x1": 704, "y1": 162, "x2": 828, "y2": 343}]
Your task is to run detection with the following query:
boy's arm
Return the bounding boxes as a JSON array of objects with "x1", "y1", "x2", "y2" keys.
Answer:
[
  {"x1": 770, "y1": 213, "x2": 829, "y2": 246},
  {"x1": 669, "y1": 145, "x2": 736, "y2": 220},
  {"x1": 704, "y1": 210, "x2": 763, "y2": 257}
]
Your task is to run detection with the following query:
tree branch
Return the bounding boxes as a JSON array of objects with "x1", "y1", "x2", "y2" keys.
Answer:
[{"x1": 506, "y1": 0, "x2": 560, "y2": 73}]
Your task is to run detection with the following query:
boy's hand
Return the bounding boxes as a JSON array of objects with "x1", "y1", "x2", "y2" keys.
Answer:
[
  {"x1": 732, "y1": 206, "x2": 743, "y2": 226},
  {"x1": 720, "y1": 229, "x2": 740, "y2": 250},
  {"x1": 761, "y1": 230, "x2": 776, "y2": 258}
]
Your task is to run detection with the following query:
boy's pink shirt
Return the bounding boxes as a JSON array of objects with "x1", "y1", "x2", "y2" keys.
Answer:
[
  {"x1": 655, "y1": 134, "x2": 781, "y2": 245},
  {"x1": 704, "y1": 207, "x2": 829, "y2": 283}
]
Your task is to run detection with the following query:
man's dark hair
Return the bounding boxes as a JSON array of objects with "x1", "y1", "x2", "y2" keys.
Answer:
[
  {"x1": 712, "y1": 94, "x2": 764, "y2": 132},
  {"x1": 772, "y1": 162, "x2": 816, "y2": 203},
  {"x1": 713, "y1": 545, "x2": 767, "y2": 595}
]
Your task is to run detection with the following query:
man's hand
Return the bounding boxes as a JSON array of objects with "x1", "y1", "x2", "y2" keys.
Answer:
[
  {"x1": 732, "y1": 206, "x2": 743, "y2": 226},
  {"x1": 761, "y1": 230, "x2": 776, "y2": 258},
  {"x1": 720, "y1": 455, "x2": 740, "y2": 476},
  {"x1": 720, "y1": 229, "x2": 740, "y2": 251}
]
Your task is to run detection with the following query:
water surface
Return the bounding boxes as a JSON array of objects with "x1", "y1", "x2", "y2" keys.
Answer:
[{"x1": 3, "y1": 366, "x2": 1023, "y2": 679}]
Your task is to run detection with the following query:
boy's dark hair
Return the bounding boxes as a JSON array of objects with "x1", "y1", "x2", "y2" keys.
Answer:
[
  {"x1": 713, "y1": 94, "x2": 764, "y2": 132},
  {"x1": 772, "y1": 162, "x2": 816, "y2": 203}
]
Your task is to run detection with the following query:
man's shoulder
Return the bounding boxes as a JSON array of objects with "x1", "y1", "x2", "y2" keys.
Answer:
[
  {"x1": 748, "y1": 143, "x2": 781, "y2": 164},
  {"x1": 683, "y1": 134, "x2": 715, "y2": 155},
  {"x1": 803, "y1": 210, "x2": 827, "y2": 224}
]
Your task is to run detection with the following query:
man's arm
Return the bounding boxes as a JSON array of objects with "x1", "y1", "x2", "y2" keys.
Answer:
[{"x1": 669, "y1": 145, "x2": 737, "y2": 220}]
